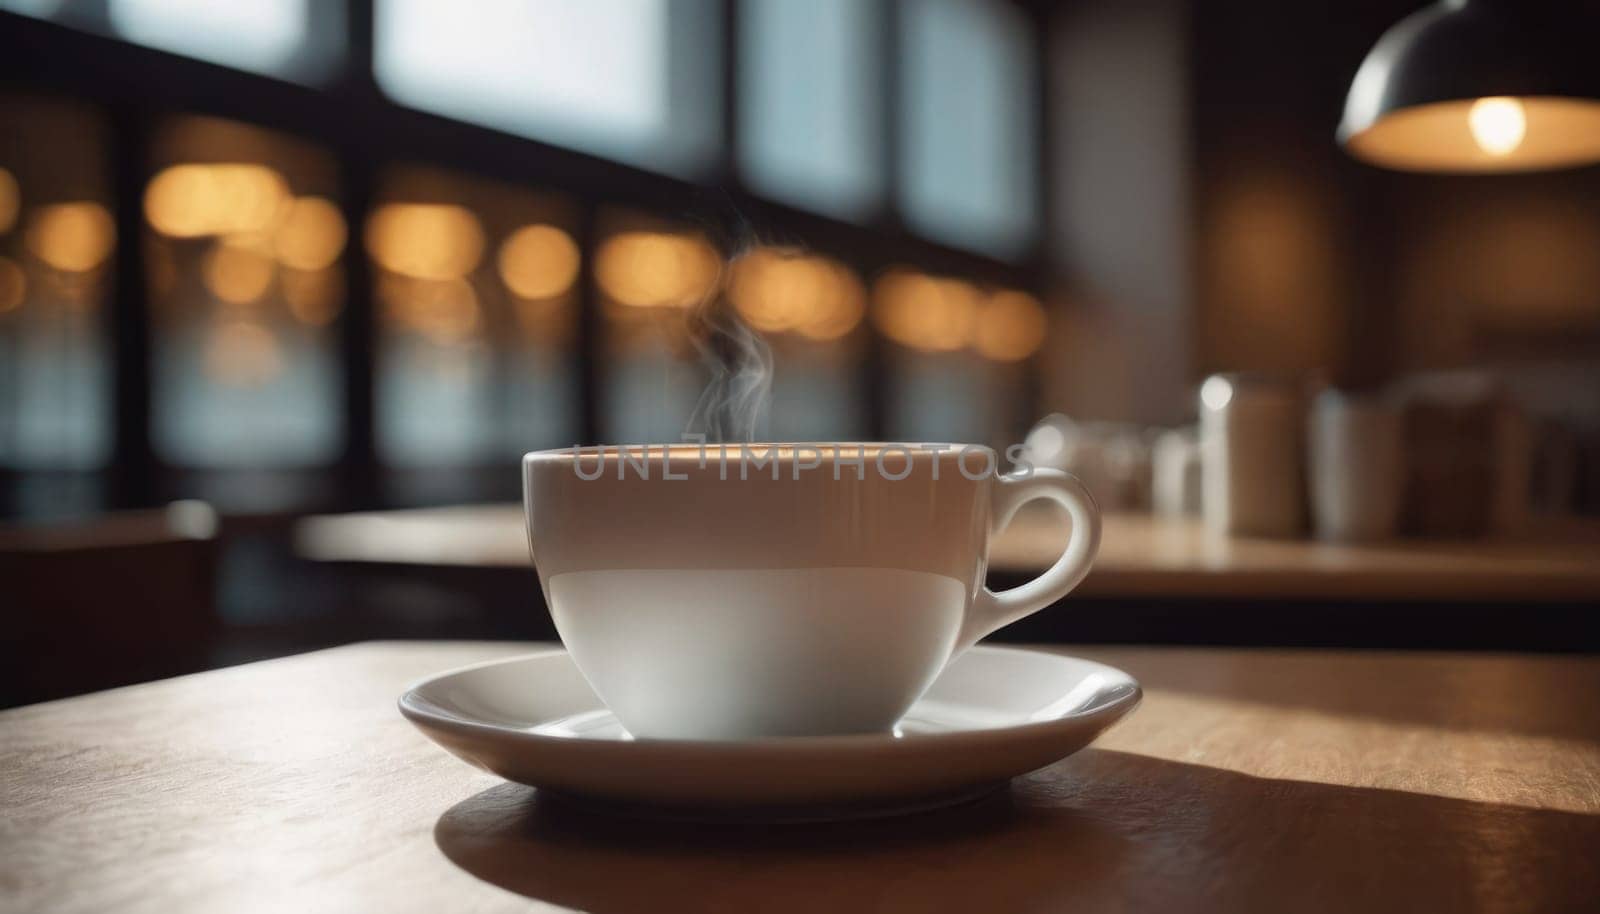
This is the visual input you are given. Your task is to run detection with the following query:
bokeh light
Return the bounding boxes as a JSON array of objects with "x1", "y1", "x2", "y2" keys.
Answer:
[
  {"x1": 0, "y1": 167, "x2": 19, "y2": 234},
  {"x1": 0, "y1": 256, "x2": 26, "y2": 313},
  {"x1": 1200, "y1": 375, "x2": 1234, "y2": 412},
  {"x1": 974, "y1": 290, "x2": 1047, "y2": 361},
  {"x1": 727, "y1": 247, "x2": 865, "y2": 341},
  {"x1": 272, "y1": 196, "x2": 347, "y2": 271},
  {"x1": 145, "y1": 163, "x2": 288, "y2": 238},
  {"x1": 365, "y1": 203, "x2": 485, "y2": 280},
  {"x1": 498, "y1": 224, "x2": 580, "y2": 299},
  {"x1": 871, "y1": 268, "x2": 979, "y2": 352},
  {"x1": 204, "y1": 236, "x2": 275, "y2": 305},
  {"x1": 25, "y1": 202, "x2": 116, "y2": 273},
  {"x1": 595, "y1": 230, "x2": 720, "y2": 309},
  {"x1": 795, "y1": 266, "x2": 866, "y2": 341}
]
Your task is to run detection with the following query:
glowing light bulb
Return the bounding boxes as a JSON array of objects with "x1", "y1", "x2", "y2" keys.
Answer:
[{"x1": 1469, "y1": 97, "x2": 1526, "y2": 156}]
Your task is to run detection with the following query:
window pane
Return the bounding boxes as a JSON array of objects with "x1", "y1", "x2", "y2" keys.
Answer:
[
  {"x1": 595, "y1": 212, "x2": 720, "y2": 443},
  {"x1": 768, "y1": 345, "x2": 867, "y2": 441},
  {"x1": 899, "y1": 0, "x2": 1037, "y2": 258},
  {"x1": 738, "y1": 0, "x2": 883, "y2": 221},
  {"x1": 0, "y1": 0, "x2": 65, "y2": 17},
  {"x1": 724, "y1": 246, "x2": 870, "y2": 439},
  {"x1": 374, "y1": 0, "x2": 720, "y2": 178},
  {"x1": 0, "y1": 97, "x2": 113, "y2": 472},
  {"x1": 605, "y1": 349, "x2": 709, "y2": 444},
  {"x1": 871, "y1": 268, "x2": 1047, "y2": 443},
  {"x1": 372, "y1": 167, "x2": 580, "y2": 467},
  {"x1": 145, "y1": 117, "x2": 342, "y2": 468},
  {"x1": 1, "y1": 0, "x2": 340, "y2": 83},
  {"x1": 886, "y1": 352, "x2": 991, "y2": 443}
]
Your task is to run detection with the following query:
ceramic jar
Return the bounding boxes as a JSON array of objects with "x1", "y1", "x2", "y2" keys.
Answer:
[
  {"x1": 1308, "y1": 389, "x2": 1404, "y2": 541},
  {"x1": 1199, "y1": 374, "x2": 1305, "y2": 537}
]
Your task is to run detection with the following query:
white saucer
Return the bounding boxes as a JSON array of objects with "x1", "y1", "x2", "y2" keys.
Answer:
[{"x1": 400, "y1": 646, "x2": 1141, "y2": 818}]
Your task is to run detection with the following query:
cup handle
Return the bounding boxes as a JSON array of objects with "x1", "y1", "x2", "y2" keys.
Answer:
[{"x1": 958, "y1": 469, "x2": 1102, "y2": 650}]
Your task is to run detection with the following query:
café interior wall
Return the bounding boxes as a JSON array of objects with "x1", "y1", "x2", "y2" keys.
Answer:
[
  {"x1": 1188, "y1": 0, "x2": 1401, "y2": 390},
  {"x1": 1196, "y1": 160, "x2": 1600, "y2": 422},
  {"x1": 1393, "y1": 178, "x2": 1600, "y2": 353},
  {"x1": 1040, "y1": 0, "x2": 1600, "y2": 429},
  {"x1": 1042, "y1": 0, "x2": 1193, "y2": 427},
  {"x1": 1393, "y1": 174, "x2": 1600, "y2": 432},
  {"x1": 1197, "y1": 132, "x2": 1600, "y2": 404}
]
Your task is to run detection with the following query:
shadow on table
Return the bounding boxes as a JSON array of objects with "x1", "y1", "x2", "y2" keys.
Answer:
[{"x1": 434, "y1": 748, "x2": 1600, "y2": 913}]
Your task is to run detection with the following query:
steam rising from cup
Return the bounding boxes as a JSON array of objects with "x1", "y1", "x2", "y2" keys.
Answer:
[{"x1": 684, "y1": 250, "x2": 772, "y2": 443}]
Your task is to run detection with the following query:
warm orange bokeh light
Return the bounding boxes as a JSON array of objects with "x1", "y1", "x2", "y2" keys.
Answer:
[
  {"x1": 25, "y1": 202, "x2": 116, "y2": 273},
  {"x1": 145, "y1": 164, "x2": 288, "y2": 238},
  {"x1": 498, "y1": 224, "x2": 580, "y2": 299},
  {"x1": 727, "y1": 248, "x2": 865, "y2": 341},
  {"x1": 0, "y1": 256, "x2": 25, "y2": 313},
  {"x1": 365, "y1": 204, "x2": 485, "y2": 281},
  {"x1": 272, "y1": 196, "x2": 347, "y2": 272},
  {"x1": 282, "y1": 267, "x2": 342, "y2": 326},
  {"x1": 204, "y1": 318, "x2": 283, "y2": 386},
  {"x1": 872, "y1": 269, "x2": 980, "y2": 352},
  {"x1": 797, "y1": 260, "x2": 865, "y2": 342},
  {"x1": 595, "y1": 231, "x2": 720, "y2": 309},
  {"x1": 975, "y1": 290, "x2": 1048, "y2": 362},
  {"x1": 204, "y1": 237, "x2": 275, "y2": 305},
  {"x1": 381, "y1": 273, "x2": 481, "y2": 344},
  {"x1": 0, "y1": 167, "x2": 19, "y2": 234}
]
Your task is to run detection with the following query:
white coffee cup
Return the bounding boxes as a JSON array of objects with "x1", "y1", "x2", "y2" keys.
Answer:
[{"x1": 523, "y1": 443, "x2": 1101, "y2": 740}]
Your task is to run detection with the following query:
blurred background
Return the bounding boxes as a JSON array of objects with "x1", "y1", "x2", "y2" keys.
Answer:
[{"x1": 2, "y1": 0, "x2": 1597, "y2": 706}]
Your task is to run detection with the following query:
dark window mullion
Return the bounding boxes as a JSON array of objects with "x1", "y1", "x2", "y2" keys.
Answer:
[
  {"x1": 861, "y1": 0, "x2": 907, "y2": 440},
  {"x1": 878, "y1": 0, "x2": 905, "y2": 238},
  {"x1": 336, "y1": 0, "x2": 379, "y2": 506},
  {"x1": 107, "y1": 106, "x2": 155, "y2": 509},
  {"x1": 719, "y1": 0, "x2": 743, "y2": 194},
  {"x1": 1023, "y1": 1, "x2": 1056, "y2": 430}
]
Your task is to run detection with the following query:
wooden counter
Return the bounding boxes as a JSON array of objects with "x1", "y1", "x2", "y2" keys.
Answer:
[
  {"x1": 294, "y1": 504, "x2": 1600, "y2": 602},
  {"x1": 4, "y1": 641, "x2": 1597, "y2": 912}
]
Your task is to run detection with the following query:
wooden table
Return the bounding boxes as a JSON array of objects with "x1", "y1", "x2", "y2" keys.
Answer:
[
  {"x1": 294, "y1": 504, "x2": 1600, "y2": 602},
  {"x1": 4, "y1": 642, "x2": 1597, "y2": 913}
]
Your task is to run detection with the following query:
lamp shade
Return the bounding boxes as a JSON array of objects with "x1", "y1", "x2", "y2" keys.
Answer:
[{"x1": 1338, "y1": 0, "x2": 1600, "y2": 173}]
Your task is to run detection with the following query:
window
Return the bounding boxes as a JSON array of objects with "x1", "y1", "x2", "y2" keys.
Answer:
[
  {"x1": 899, "y1": 0, "x2": 1037, "y2": 258},
  {"x1": 1, "y1": 0, "x2": 342, "y2": 83},
  {"x1": 145, "y1": 117, "x2": 343, "y2": 468},
  {"x1": 372, "y1": 167, "x2": 580, "y2": 466},
  {"x1": 593, "y1": 211, "x2": 721, "y2": 443},
  {"x1": 724, "y1": 246, "x2": 870, "y2": 439},
  {"x1": 374, "y1": 0, "x2": 721, "y2": 178},
  {"x1": 738, "y1": 0, "x2": 883, "y2": 221},
  {"x1": 0, "y1": 97, "x2": 113, "y2": 472},
  {"x1": 886, "y1": 352, "x2": 991, "y2": 443},
  {"x1": 767, "y1": 345, "x2": 868, "y2": 441},
  {"x1": 872, "y1": 268, "x2": 1047, "y2": 442}
]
